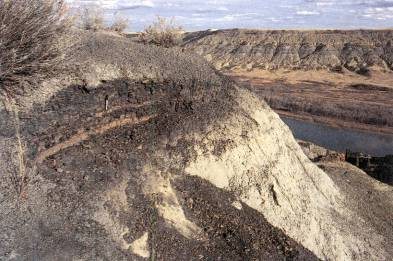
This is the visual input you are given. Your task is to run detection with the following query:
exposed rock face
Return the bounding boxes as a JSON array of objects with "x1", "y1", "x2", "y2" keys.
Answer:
[
  {"x1": 183, "y1": 29, "x2": 393, "y2": 72},
  {"x1": 0, "y1": 32, "x2": 392, "y2": 260}
]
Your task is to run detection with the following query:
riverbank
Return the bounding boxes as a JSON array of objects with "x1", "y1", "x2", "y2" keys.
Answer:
[
  {"x1": 281, "y1": 116, "x2": 393, "y2": 157},
  {"x1": 229, "y1": 69, "x2": 393, "y2": 135},
  {"x1": 277, "y1": 110, "x2": 393, "y2": 134}
]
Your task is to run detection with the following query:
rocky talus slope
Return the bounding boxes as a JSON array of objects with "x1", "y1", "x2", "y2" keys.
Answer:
[
  {"x1": 183, "y1": 29, "x2": 393, "y2": 72},
  {"x1": 1, "y1": 32, "x2": 392, "y2": 260}
]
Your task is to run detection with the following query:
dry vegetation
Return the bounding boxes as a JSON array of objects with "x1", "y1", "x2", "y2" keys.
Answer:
[
  {"x1": 0, "y1": 0, "x2": 71, "y2": 96},
  {"x1": 110, "y1": 16, "x2": 129, "y2": 33},
  {"x1": 139, "y1": 16, "x2": 183, "y2": 47},
  {"x1": 11, "y1": 107, "x2": 27, "y2": 197},
  {"x1": 231, "y1": 70, "x2": 393, "y2": 132},
  {"x1": 79, "y1": 6, "x2": 105, "y2": 31},
  {"x1": 78, "y1": 7, "x2": 129, "y2": 33},
  {"x1": 0, "y1": 0, "x2": 73, "y2": 197},
  {"x1": 264, "y1": 94, "x2": 393, "y2": 127}
]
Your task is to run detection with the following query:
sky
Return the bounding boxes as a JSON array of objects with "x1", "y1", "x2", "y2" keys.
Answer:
[{"x1": 66, "y1": 0, "x2": 393, "y2": 31}]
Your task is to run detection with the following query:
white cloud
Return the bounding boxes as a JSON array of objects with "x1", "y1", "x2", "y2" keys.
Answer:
[
  {"x1": 363, "y1": 6, "x2": 393, "y2": 20},
  {"x1": 316, "y1": 2, "x2": 333, "y2": 7},
  {"x1": 217, "y1": 7, "x2": 229, "y2": 11},
  {"x1": 215, "y1": 15, "x2": 236, "y2": 22},
  {"x1": 67, "y1": 0, "x2": 154, "y2": 9},
  {"x1": 296, "y1": 10, "x2": 320, "y2": 15},
  {"x1": 66, "y1": 0, "x2": 393, "y2": 30}
]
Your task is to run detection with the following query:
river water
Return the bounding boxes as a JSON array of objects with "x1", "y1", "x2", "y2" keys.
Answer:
[{"x1": 281, "y1": 117, "x2": 393, "y2": 157}]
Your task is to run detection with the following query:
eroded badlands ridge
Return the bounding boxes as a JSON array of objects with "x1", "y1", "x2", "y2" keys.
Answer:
[
  {"x1": 184, "y1": 29, "x2": 393, "y2": 72},
  {"x1": 183, "y1": 29, "x2": 393, "y2": 133},
  {"x1": 0, "y1": 32, "x2": 392, "y2": 260}
]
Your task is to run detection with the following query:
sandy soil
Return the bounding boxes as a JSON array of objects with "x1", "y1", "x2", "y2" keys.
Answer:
[
  {"x1": 0, "y1": 33, "x2": 318, "y2": 260},
  {"x1": 0, "y1": 78, "x2": 317, "y2": 260},
  {"x1": 298, "y1": 141, "x2": 393, "y2": 252},
  {"x1": 318, "y1": 160, "x2": 393, "y2": 251}
]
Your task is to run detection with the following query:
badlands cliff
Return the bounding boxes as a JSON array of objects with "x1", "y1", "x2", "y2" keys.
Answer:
[
  {"x1": 0, "y1": 32, "x2": 392, "y2": 260},
  {"x1": 184, "y1": 29, "x2": 393, "y2": 72}
]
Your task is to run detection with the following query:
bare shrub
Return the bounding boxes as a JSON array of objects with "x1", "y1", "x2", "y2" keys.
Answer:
[
  {"x1": 78, "y1": 7, "x2": 130, "y2": 33},
  {"x1": 79, "y1": 6, "x2": 105, "y2": 31},
  {"x1": 110, "y1": 16, "x2": 129, "y2": 33},
  {"x1": 0, "y1": 0, "x2": 71, "y2": 96},
  {"x1": 139, "y1": 16, "x2": 183, "y2": 48}
]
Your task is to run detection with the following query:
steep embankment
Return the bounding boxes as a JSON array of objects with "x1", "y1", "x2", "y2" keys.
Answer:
[
  {"x1": 184, "y1": 29, "x2": 393, "y2": 72},
  {"x1": 1, "y1": 32, "x2": 392, "y2": 260}
]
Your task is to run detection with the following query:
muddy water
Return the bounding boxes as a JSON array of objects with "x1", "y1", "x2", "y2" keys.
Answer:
[{"x1": 281, "y1": 117, "x2": 393, "y2": 157}]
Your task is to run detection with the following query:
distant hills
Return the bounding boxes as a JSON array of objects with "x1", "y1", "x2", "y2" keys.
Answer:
[{"x1": 183, "y1": 29, "x2": 393, "y2": 73}]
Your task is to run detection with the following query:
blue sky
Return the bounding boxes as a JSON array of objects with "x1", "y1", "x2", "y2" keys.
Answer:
[{"x1": 67, "y1": 0, "x2": 393, "y2": 31}]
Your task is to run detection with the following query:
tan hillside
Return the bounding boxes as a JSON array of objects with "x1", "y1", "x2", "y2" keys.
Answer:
[{"x1": 184, "y1": 29, "x2": 393, "y2": 72}]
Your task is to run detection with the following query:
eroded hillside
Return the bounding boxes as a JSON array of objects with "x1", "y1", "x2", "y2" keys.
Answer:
[
  {"x1": 184, "y1": 29, "x2": 393, "y2": 72},
  {"x1": 184, "y1": 29, "x2": 393, "y2": 133},
  {"x1": 1, "y1": 32, "x2": 392, "y2": 261}
]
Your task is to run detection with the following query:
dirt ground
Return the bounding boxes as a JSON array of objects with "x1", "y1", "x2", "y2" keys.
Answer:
[
  {"x1": 318, "y1": 160, "x2": 393, "y2": 251},
  {"x1": 1, "y1": 31, "x2": 392, "y2": 261},
  {"x1": 228, "y1": 69, "x2": 393, "y2": 134},
  {"x1": 0, "y1": 73, "x2": 315, "y2": 260},
  {"x1": 298, "y1": 141, "x2": 393, "y2": 256}
]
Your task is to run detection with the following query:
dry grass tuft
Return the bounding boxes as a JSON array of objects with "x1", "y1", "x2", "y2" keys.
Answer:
[
  {"x1": 139, "y1": 16, "x2": 183, "y2": 48},
  {"x1": 77, "y1": 7, "x2": 129, "y2": 33},
  {"x1": 79, "y1": 6, "x2": 105, "y2": 31},
  {"x1": 10, "y1": 106, "x2": 28, "y2": 198},
  {"x1": 110, "y1": 16, "x2": 129, "y2": 33},
  {"x1": 0, "y1": 0, "x2": 71, "y2": 97}
]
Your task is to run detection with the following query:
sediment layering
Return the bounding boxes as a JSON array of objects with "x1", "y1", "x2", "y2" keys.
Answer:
[
  {"x1": 1, "y1": 32, "x2": 392, "y2": 260},
  {"x1": 184, "y1": 29, "x2": 393, "y2": 132},
  {"x1": 184, "y1": 29, "x2": 393, "y2": 72}
]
